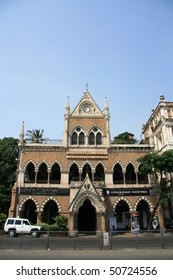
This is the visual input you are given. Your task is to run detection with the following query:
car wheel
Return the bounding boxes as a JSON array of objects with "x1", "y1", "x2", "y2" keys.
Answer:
[
  {"x1": 31, "y1": 231, "x2": 38, "y2": 238},
  {"x1": 9, "y1": 230, "x2": 16, "y2": 237}
]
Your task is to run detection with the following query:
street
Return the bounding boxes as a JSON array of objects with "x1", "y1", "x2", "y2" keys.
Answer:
[{"x1": 1, "y1": 248, "x2": 173, "y2": 260}]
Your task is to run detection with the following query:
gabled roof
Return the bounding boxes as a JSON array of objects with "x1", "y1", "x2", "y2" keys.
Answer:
[
  {"x1": 68, "y1": 174, "x2": 106, "y2": 213},
  {"x1": 70, "y1": 91, "x2": 104, "y2": 117}
]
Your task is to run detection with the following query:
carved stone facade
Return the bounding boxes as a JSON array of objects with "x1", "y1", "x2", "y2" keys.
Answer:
[
  {"x1": 9, "y1": 90, "x2": 163, "y2": 232},
  {"x1": 142, "y1": 95, "x2": 173, "y2": 152}
]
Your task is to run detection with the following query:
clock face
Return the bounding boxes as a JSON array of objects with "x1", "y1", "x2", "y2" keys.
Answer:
[{"x1": 83, "y1": 105, "x2": 90, "y2": 113}]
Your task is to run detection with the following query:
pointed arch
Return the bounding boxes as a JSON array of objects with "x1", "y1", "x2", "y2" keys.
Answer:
[
  {"x1": 125, "y1": 163, "x2": 136, "y2": 184},
  {"x1": 113, "y1": 163, "x2": 123, "y2": 184},
  {"x1": 40, "y1": 197, "x2": 62, "y2": 212},
  {"x1": 69, "y1": 163, "x2": 80, "y2": 183},
  {"x1": 72, "y1": 192, "x2": 106, "y2": 213},
  {"x1": 134, "y1": 197, "x2": 154, "y2": 213},
  {"x1": 138, "y1": 164, "x2": 149, "y2": 184},
  {"x1": 113, "y1": 197, "x2": 133, "y2": 213},
  {"x1": 96, "y1": 132, "x2": 102, "y2": 145},
  {"x1": 79, "y1": 131, "x2": 85, "y2": 144},
  {"x1": 71, "y1": 131, "x2": 77, "y2": 144},
  {"x1": 81, "y1": 163, "x2": 92, "y2": 181},
  {"x1": 18, "y1": 196, "x2": 40, "y2": 223},
  {"x1": 42, "y1": 200, "x2": 59, "y2": 224},
  {"x1": 70, "y1": 126, "x2": 86, "y2": 145},
  {"x1": 134, "y1": 198, "x2": 153, "y2": 229},
  {"x1": 88, "y1": 126, "x2": 104, "y2": 146},
  {"x1": 37, "y1": 162, "x2": 48, "y2": 183},
  {"x1": 88, "y1": 131, "x2": 95, "y2": 145},
  {"x1": 50, "y1": 162, "x2": 61, "y2": 184},
  {"x1": 24, "y1": 161, "x2": 36, "y2": 183},
  {"x1": 94, "y1": 163, "x2": 105, "y2": 181},
  {"x1": 113, "y1": 198, "x2": 132, "y2": 230},
  {"x1": 78, "y1": 199, "x2": 96, "y2": 231}
]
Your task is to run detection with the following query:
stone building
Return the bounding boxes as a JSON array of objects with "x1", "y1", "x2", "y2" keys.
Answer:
[
  {"x1": 9, "y1": 90, "x2": 158, "y2": 232},
  {"x1": 142, "y1": 95, "x2": 173, "y2": 224},
  {"x1": 142, "y1": 95, "x2": 173, "y2": 152}
]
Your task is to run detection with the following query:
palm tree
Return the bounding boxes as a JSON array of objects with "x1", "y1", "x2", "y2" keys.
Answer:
[{"x1": 26, "y1": 129, "x2": 45, "y2": 143}]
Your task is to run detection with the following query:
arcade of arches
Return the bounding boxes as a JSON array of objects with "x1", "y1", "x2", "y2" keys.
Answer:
[
  {"x1": 24, "y1": 161, "x2": 148, "y2": 185},
  {"x1": 18, "y1": 196, "x2": 153, "y2": 231}
]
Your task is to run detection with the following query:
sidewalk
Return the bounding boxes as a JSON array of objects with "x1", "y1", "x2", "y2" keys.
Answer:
[{"x1": 1, "y1": 248, "x2": 173, "y2": 260}]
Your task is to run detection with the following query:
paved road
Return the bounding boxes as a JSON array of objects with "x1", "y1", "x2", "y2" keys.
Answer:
[{"x1": 0, "y1": 248, "x2": 173, "y2": 260}]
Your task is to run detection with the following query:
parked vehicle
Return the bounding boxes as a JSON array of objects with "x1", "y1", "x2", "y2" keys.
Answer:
[{"x1": 4, "y1": 218, "x2": 41, "y2": 237}]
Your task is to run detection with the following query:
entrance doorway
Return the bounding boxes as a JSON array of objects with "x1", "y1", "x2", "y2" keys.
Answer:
[
  {"x1": 136, "y1": 200, "x2": 150, "y2": 229},
  {"x1": 78, "y1": 199, "x2": 96, "y2": 231},
  {"x1": 115, "y1": 200, "x2": 130, "y2": 230}
]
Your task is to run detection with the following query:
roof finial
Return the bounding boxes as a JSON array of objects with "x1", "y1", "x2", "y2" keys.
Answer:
[
  {"x1": 85, "y1": 82, "x2": 89, "y2": 92},
  {"x1": 19, "y1": 121, "x2": 24, "y2": 144}
]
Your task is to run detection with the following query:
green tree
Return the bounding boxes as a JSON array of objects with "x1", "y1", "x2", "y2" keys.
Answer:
[
  {"x1": 26, "y1": 129, "x2": 45, "y2": 143},
  {"x1": 112, "y1": 132, "x2": 136, "y2": 144},
  {"x1": 138, "y1": 150, "x2": 173, "y2": 230},
  {"x1": 0, "y1": 137, "x2": 18, "y2": 214}
]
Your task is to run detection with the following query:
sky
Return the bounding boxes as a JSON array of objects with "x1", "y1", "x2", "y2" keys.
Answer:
[{"x1": 0, "y1": 0, "x2": 173, "y2": 141}]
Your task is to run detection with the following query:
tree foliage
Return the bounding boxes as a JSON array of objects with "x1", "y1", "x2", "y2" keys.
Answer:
[
  {"x1": 112, "y1": 132, "x2": 136, "y2": 144},
  {"x1": 26, "y1": 129, "x2": 45, "y2": 143},
  {"x1": 138, "y1": 150, "x2": 173, "y2": 229},
  {"x1": 0, "y1": 137, "x2": 18, "y2": 214}
]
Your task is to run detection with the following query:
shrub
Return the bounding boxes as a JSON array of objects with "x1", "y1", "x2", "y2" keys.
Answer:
[
  {"x1": 0, "y1": 213, "x2": 7, "y2": 229},
  {"x1": 53, "y1": 215, "x2": 68, "y2": 231},
  {"x1": 38, "y1": 215, "x2": 68, "y2": 232}
]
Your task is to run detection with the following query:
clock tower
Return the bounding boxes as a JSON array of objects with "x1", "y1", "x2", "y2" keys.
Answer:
[{"x1": 63, "y1": 89, "x2": 111, "y2": 148}]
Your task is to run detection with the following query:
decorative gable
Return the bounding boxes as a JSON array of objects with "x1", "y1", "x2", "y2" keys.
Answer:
[
  {"x1": 68, "y1": 174, "x2": 106, "y2": 213},
  {"x1": 70, "y1": 91, "x2": 104, "y2": 117}
]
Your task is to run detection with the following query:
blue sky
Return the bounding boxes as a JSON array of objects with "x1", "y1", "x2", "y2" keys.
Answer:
[{"x1": 0, "y1": 0, "x2": 173, "y2": 141}]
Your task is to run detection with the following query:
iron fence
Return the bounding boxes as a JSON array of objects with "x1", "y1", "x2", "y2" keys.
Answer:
[{"x1": 0, "y1": 229, "x2": 173, "y2": 250}]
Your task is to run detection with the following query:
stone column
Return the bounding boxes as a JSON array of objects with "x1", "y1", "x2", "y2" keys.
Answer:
[
  {"x1": 100, "y1": 213, "x2": 106, "y2": 232},
  {"x1": 123, "y1": 172, "x2": 126, "y2": 184},
  {"x1": 48, "y1": 168, "x2": 51, "y2": 184},
  {"x1": 135, "y1": 172, "x2": 138, "y2": 184},
  {"x1": 68, "y1": 212, "x2": 74, "y2": 232},
  {"x1": 35, "y1": 169, "x2": 38, "y2": 184},
  {"x1": 36, "y1": 210, "x2": 42, "y2": 224}
]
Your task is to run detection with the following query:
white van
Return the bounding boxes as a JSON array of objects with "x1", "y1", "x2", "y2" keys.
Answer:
[{"x1": 4, "y1": 218, "x2": 41, "y2": 237}]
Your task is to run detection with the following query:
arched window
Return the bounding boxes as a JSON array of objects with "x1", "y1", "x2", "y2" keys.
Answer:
[
  {"x1": 88, "y1": 132, "x2": 95, "y2": 145},
  {"x1": 71, "y1": 132, "x2": 77, "y2": 144},
  {"x1": 94, "y1": 163, "x2": 105, "y2": 181},
  {"x1": 50, "y1": 163, "x2": 61, "y2": 184},
  {"x1": 24, "y1": 162, "x2": 35, "y2": 183},
  {"x1": 96, "y1": 132, "x2": 102, "y2": 145},
  {"x1": 37, "y1": 162, "x2": 48, "y2": 183},
  {"x1": 138, "y1": 165, "x2": 148, "y2": 184},
  {"x1": 125, "y1": 163, "x2": 136, "y2": 184},
  {"x1": 71, "y1": 127, "x2": 85, "y2": 145},
  {"x1": 79, "y1": 132, "x2": 85, "y2": 144},
  {"x1": 113, "y1": 163, "x2": 123, "y2": 184},
  {"x1": 69, "y1": 163, "x2": 79, "y2": 183},
  {"x1": 81, "y1": 164, "x2": 92, "y2": 181},
  {"x1": 88, "y1": 127, "x2": 103, "y2": 145}
]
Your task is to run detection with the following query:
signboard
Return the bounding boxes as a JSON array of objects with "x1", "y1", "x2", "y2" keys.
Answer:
[
  {"x1": 19, "y1": 187, "x2": 70, "y2": 196},
  {"x1": 103, "y1": 188, "x2": 155, "y2": 197}
]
